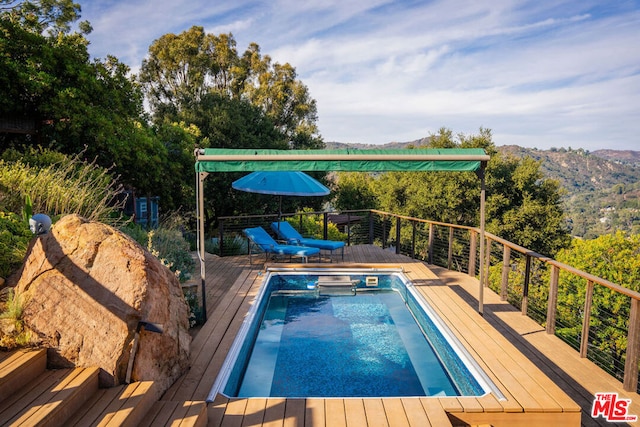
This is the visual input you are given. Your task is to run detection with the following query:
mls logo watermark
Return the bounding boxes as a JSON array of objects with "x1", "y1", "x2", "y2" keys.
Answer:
[{"x1": 592, "y1": 392, "x2": 638, "y2": 422}]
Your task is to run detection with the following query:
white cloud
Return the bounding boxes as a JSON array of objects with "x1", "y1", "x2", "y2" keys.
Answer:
[{"x1": 78, "y1": 0, "x2": 640, "y2": 151}]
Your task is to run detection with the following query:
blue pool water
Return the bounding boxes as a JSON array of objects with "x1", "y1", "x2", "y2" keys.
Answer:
[{"x1": 210, "y1": 269, "x2": 498, "y2": 400}]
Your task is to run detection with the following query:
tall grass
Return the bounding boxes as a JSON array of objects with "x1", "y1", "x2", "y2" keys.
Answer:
[
  {"x1": 0, "y1": 289, "x2": 33, "y2": 350},
  {"x1": 0, "y1": 152, "x2": 125, "y2": 224}
]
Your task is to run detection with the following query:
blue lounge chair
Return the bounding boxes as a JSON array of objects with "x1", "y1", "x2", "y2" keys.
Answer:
[
  {"x1": 271, "y1": 221, "x2": 345, "y2": 261},
  {"x1": 243, "y1": 226, "x2": 320, "y2": 264}
]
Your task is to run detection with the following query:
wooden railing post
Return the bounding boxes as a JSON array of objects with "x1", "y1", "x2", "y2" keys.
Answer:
[
  {"x1": 546, "y1": 265, "x2": 559, "y2": 335},
  {"x1": 501, "y1": 245, "x2": 511, "y2": 301},
  {"x1": 468, "y1": 230, "x2": 477, "y2": 276},
  {"x1": 447, "y1": 227, "x2": 454, "y2": 270},
  {"x1": 522, "y1": 255, "x2": 531, "y2": 315},
  {"x1": 411, "y1": 221, "x2": 416, "y2": 259},
  {"x1": 368, "y1": 211, "x2": 374, "y2": 245},
  {"x1": 382, "y1": 215, "x2": 387, "y2": 249},
  {"x1": 396, "y1": 216, "x2": 401, "y2": 254},
  {"x1": 323, "y1": 212, "x2": 328, "y2": 240},
  {"x1": 580, "y1": 280, "x2": 594, "y2": 358},
  {"x1": 219, "y1": 219, "x2": 224, "y2": 256},
  {"x1": 484, "y1": 238, "x2": 492, "y2": 288},
  {"x1": 347, "y1": 212, "x2": 352, "y2": 246},
  {"x1": 428, "y1": 223, "x2": 434, "y2": 264},
  {"x1": 624, "y1": 298, "x2": 640, "y2": 391}
]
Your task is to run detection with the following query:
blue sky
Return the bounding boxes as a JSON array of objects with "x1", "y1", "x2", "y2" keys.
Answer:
[{"x1": 78, "y1": 0, "x2": 640, "y2": 151}]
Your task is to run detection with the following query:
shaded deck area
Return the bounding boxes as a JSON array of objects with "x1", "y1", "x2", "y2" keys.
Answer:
[{"x1": 165, "y1": 245, "x2": 639, "y2": 426}]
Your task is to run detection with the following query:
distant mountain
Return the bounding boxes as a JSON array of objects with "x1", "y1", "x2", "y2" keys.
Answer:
[
  {"x1": 325, "y1": 140, "x2": 640, "y2": 238},
  {"x1": 591, "y1": 149, "x2": 640, "y2": 165},
  {"x1": 496, "y1": 146, "x2": 640, "y2": 238},
  {"x1": 497, "y1": 145, "x2": 640, "y2": 192}
]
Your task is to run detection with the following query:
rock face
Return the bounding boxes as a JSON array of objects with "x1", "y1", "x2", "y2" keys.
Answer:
[{"x1": 12, "y1": 214, "x2": 191, "y2": 393}]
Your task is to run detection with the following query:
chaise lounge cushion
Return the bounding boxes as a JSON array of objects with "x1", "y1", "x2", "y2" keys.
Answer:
[
  {"x1": 244, "y1": 226, "x2": 320, "y2": 258},
  {"x1": 271, "y1": 221, "x2": 345, "y2": 251}
]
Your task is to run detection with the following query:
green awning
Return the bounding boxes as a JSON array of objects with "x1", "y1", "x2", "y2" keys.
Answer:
[{"x1": 195, "y1": 148, "x2": 489, "y2": 173}]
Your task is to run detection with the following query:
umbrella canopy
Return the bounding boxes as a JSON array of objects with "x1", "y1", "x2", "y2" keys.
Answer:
[
  {"x1": 232, "y1": 171, "x2": 330, "y2": 223},
  {"x1": 232, "y1": 171, "x2": 330, "y2": 196}
]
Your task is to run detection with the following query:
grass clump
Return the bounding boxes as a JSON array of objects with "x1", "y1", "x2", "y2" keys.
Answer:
[
  {"x1": 0, "y1": 148, "x2": 125, "y2": 225},
  {"x1": 0, "y1": 212, "x2": 32, "y2": 278},
  {"x1": 0, "y1": 289, "x2": 34, "y2": 350}
]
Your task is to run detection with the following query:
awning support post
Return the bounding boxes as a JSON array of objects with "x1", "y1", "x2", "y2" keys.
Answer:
[
  {"x1": 197, "y1": 170, "x2": 209, "y2": 322},
  {"x1": 477, "y1": 162, "x2": 487, "y2": 315}
]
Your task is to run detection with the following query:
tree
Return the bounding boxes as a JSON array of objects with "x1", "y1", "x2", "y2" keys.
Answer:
[
  {"x1": 555, "y1": 232, "x2": 640, "y2": 379},
  {"x1": 139, "y1": 27, "x2": 326, "y2": 231},
  {"x1": 139, "y1": 26, "x2": 323, "y2": 149},
  {"x1": 0, "y1": 8, "x2": 168, "y2": 201},
  {"x1": 332, "y1": 127, "x2": 571, "y2": 257},
  {"x1": 0, "y1": 0, "x2": 90, "y2": 35},
  {"x1": 332, "y1": 172, "x2": 377, "y2": 211}
]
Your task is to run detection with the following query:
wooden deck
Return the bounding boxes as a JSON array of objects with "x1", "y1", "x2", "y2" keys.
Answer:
[{"x1": 164, "y1": 245, "x2": 640, "y2": 427}]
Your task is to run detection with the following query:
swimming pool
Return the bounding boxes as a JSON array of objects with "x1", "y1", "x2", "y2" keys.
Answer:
[{"x1": 208, "y1": 267, "x2": 502, "y2": 400}]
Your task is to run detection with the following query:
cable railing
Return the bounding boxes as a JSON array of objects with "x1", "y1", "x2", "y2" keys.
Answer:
[{"x1": 217, "y1": 209, "x2": 640, "y2": 393}]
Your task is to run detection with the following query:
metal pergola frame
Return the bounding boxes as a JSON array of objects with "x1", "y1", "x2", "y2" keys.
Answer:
[{"x1": 194, "y1": 148, "x2": 490, "y2": 320}]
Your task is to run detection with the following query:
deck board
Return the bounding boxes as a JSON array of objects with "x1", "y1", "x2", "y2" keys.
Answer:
[{"x1": 165, "y1": 245, "x2": 638, "y2": 427}]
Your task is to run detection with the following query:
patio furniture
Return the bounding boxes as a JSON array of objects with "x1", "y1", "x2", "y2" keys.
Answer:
[
  {"x1": 243, "y1": 226, "x2": 320, "y2": 264},
  {"x1": 271, "y1": 221, "x2": 345, "y2": 261}
]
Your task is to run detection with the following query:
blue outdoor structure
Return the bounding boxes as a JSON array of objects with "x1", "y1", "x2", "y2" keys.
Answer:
[{"x1": 123, "y1": 192, "x2": 159, "y2": 228}]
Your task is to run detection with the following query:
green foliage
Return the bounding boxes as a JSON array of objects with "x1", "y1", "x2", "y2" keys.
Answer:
[
  {"x1": 0, "y1": 151, "x2": 124, "y2": 224},
  {"x1": 332, "y1": 172, "x2": 377, "y2": 211},
  {"x1": 21, "y1": 194, "x2": 32, "y2": 225},
  {"x1": 121, "y1": 220, "x2": 195, "y2": 283},
  {"x1": 182, "y1": 289, "x2": 202, "y2": 328},
  {"x1": 498, "y1": 146, "x2": 640, "y2": 238},
  {"x1": 333, "y1": 128, "x2": 571, "y2": 257},
  {"x1": 286, "y1": 209, "x2": 347, "y2": 241},
  {"x1": 139, "y1": 27, "x2": 326, "y2": 229},
  {"x1": 139, "y1": 26, "x2": 321, "y2": 147},
  {"x1": 0, "y1": 211, "x2": 32, "y2": 277},
  {"x1": 555, "y1": 232, "x2": 640, "y2": 379},
  {"x1": 119, "y1": 222, "x2": 149, "y2": 247},
  {"x1": 205, "y1": 235, "x2": 246, "y2": 256},
  {"x1": 0, "y1": 13, "x2": 165, "y2": 198},
  {"x1": 0, "y1": 0, "x2": 87, "y2": 35},
  {"x1": 0, "y1": 288, "x2": 33, "y2": 350}
]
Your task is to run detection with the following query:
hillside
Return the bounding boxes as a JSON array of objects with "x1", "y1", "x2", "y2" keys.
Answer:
[
  {"x1": 497, "y1": 146, "x2": 640, "y2": 238},
  {"x1": 325, "y1": 140, "x2": 640, "y2": 238}
]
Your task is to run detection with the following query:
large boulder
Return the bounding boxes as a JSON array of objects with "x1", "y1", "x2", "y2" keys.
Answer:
[{"x1": 11, "y1": 214, "x2": 191, "y2": 394}]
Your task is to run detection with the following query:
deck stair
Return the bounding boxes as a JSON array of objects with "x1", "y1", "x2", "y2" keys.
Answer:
[{"x1": 0, "y1": 349, "x2": 207, "y2": 426}]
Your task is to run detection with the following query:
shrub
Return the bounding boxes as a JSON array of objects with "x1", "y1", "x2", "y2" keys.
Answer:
[
  {"x1": 121, "y1": 220, "x2": 195, "y2": 283},
  {"x1": 287, "y1": 209, "x2": 347, "y2": 241},
  {"x1": 0, "y1": 211, "x2": 32, "y2": 278},
  {"x1": 147, "y1": 228, "x2": 195, "y2": 282},
  {"x1": 0, "y1": 288, "x2": 34, "y2": 350},
  {"x1": 206, "y1": 235, "x2": 247, "y2": 256}
]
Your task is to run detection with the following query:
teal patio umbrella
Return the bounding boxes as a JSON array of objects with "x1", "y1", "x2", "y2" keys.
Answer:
[{"x1": 232, "y1": 171, "x2": 330, "y2": 221}]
